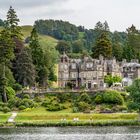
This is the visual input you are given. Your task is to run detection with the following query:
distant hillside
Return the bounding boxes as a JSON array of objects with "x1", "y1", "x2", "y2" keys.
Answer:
[
  {"x1": 21, "y1": 25, "x2": 58, "y2": 50},
  {"x1": 0, "y1": 25, "x2": 58, "y2": 50},
  {"x1": 34, "y1": 19, "x2": 128, "y2": 53}
]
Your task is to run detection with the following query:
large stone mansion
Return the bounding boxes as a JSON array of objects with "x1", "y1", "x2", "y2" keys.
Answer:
[{"x1": 58, "y1": 53, "x2": 140, "y2": 90}]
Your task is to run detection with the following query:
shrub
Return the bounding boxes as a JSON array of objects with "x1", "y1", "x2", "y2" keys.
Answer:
[
  {"x1": 34, "y1": 97, "x2": 43, "y2": 102},
  {"x1": 3, "y1": 107, "x2": 11, "y2": 113},
  {"x1": 0, "y1": 106, "x2": 3, "y2": 111},
  {"x1": 77, "y1": 101, "x2": 91, "y2": 112},
  {"x1": 46, "y1": 102, "x2": 65, "y2": 111},
  {"x1": 42, "y1": 96, "x2": 66, "y2": 111},
  {"x1": 120, "y1": 92, "x2": 129, "y2": 100},
  {"x1": 103, "y1": 90, "x2": 124, "y2": 105},
  {"x1": 6, "y1": 87, "x2": 15, "y2": 100},
  {"x1": 72, "y1": 107, "x2": 79, "y2": 113},
  {"x1": 13, "y1": 83, "x2": 22, "y2": 91},
  {"x1": 112, "y1": 105, "x2": 128, "y2": 112},
  {"x1": 20, "y1": 99, "x2": 35, "y2": 108},
  {"x1": 128, "y1": 102, "x2": 139, "y2": 111},
  {"x1": 23, "y1": 94, "x2": 30, "y2": 99},
  {"x1": 19, "y1": 105, "x2": 26, "y2": 110},
  {"x1": 94, "y1": 95, "x2": 103, "y2": 104},
  {"x1": 0, "y1": 102, "x2": 5, "y2": 107},
  {"x1": 78, "y1": 93, "x2": 91, "y2": 103},
  {"x1": 42, "y1": 98, "x2": 51, "y2": 107},
  {"x1": 57, "y1": 93, "x2": 71, "y2": 103},
  {"x1": 15, "y1": 98, "x2": 22, "y2": 107},
  {"x1": 8, "y1": 98, "x2": 17, "y2": 109},
  {"x1": 100, "y1": 107, "x2": 113, "y2": 113}
]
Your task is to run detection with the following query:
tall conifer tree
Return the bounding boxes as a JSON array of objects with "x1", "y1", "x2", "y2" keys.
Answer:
[
  {"x1": 16, "y1": 47, "x2": 35, "y2": 87},
  {"x1": 29, "y1": 27, "x2": 47, "y2": 86},
  {"x1": 6, "y1": 6, "x2": 24, "y2": 83},
  {"x1": 0, "y1": 30, "x2": 15, "y2": 102},
  {"x1": 92, "y1": 32, "x2": 112, "y2": 58}
]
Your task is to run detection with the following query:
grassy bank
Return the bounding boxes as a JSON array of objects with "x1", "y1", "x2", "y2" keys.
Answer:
[
  {"x1": 0, "y1": 113, "x2": 11, "y2": 127},
  {"x1": 0, "y1": 107, "x2": 139, "y2": 127},
  {"x1": 15, "y1": 107, "x2": 138, "y2": 122},
  {"x1": 15, "y1": 120, "x2": 140, "y2": 127},
  {"x1": 0, "y1": 113, "x2": 11, "y2": 123},
  {"x1": 13, "y1": 107, "x2": 140, "y2": 127}
]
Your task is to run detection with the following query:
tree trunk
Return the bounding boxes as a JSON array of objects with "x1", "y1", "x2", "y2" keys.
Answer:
[{"x1": 2, "y1": 63, "x2": 7, "y2": 103}]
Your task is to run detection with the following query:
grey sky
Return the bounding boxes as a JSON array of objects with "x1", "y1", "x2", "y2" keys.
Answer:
[{"x1": 0, "y1": 0, "x2": 140, "y2": 31}]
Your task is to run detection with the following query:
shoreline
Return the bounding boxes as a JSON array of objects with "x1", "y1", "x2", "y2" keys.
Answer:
[{"x1": 0, "y1": 120, "x2": 140, "y2": 127}]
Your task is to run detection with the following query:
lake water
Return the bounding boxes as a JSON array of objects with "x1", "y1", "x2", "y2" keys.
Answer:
[{"x1": 0, "y1": 126, "x2": 140, "y2": 140}]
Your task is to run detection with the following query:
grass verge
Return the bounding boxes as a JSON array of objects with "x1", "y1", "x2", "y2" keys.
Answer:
[{"x1": 14, "y1": 107, "x2": 140, "y2": 127}]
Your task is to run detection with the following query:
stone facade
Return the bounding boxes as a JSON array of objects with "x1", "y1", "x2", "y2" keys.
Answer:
[
  {"x1": 58, "y1": 53, "x2": 140, "y2": 89},
  {"x1": 122, "y1": 59, "x2": 140, "y2": 86}
]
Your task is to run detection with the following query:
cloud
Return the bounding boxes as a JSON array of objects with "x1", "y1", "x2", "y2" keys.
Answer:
[
  {"x1": 1, "y1": 0, "x2": 140, "y2": 31},
  {"x1": 0, "y1": 0, "x2": 69, "y2": 8}
]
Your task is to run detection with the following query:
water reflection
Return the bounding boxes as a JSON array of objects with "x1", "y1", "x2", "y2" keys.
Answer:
[{"x1": 0, "y1": 126, "x2": 140, "y2": 140}]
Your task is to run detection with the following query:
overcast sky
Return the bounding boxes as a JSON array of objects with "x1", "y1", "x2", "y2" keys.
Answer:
[{"x1": 0, "y1": 0, "x2": 140, "y2": 31}]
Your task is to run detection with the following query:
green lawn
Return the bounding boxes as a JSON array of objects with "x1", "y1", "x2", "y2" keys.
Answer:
[
  {"x1": 15, "y1": 107, "x2": 138, "y2": 123},
  {"x1": 0, "y1": 112, "x2": 11, "y2": 123}
]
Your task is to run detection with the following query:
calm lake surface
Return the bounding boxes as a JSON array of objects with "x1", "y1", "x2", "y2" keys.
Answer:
[{"x1": 0, "y1": 126, "x2": 140, "y2": 140}]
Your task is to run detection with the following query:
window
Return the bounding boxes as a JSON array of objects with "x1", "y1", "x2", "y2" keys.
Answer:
[
  {"x1": 100, "y1": 81, "x2": 104, "y2": 87},
  {"x1": 124, "y1": 82, "x2": 128, "y2": 86},
  {"x1": 72, "y1": 63, "x2": 76, "y2": 69},
  {"x1": 86, "y1": 63, "x2": 93, "y2": 68},
  {"x1": 65, "y1": 74, "x2": 69, "y2": 78},
  {"x1": 128, "y1": 74, "x2": 133, "y2": 79},
  {"x1": 61, "y1": 58, "x2": 63, "y2": 62},
  {"x1": 72, "y1": 73, "x2": 76, "y2": 78},
  {"x1": 93, "y1": 77, "x2": 96, "y2": 80},
  {"x1": 65, "y1": 57, "x2": 68, "y2": 62},
  {"x1": 80, "y1": 73, "x2": 84, "y2": 78},
  {"x1": 131, "y1": 67, "x2": 136, "y2": 71}
]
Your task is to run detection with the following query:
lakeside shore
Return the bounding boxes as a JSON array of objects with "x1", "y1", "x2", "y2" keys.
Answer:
[
  {"x1": 0, "y1": 107, "x2": 140, "y2": 127},
  {"x1": 0, "y1": 119, "x2": 140, "y2": 127}
]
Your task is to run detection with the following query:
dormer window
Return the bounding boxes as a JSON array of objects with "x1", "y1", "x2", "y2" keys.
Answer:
[
  {"x1": 61, "y1": 58, "x2": 63, "y2": 62},
  {"x1": 131, "y1": 67, "x2": 136, "y2": 71},
  {"x1": 65, "y1": 57, "x2": 68, "y2": 62},
  {"x1": 86, "y1": 63, "x2": 93, "y2": 68},
  {"x1": 72, "y1": 63, "x2": 76, "y2": 69}
]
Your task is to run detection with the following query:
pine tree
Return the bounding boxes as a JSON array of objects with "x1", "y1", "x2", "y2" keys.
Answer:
[
  {"x1": 92, "y1": 32, "x2": 112, "y2": 58},
  {"x1": 29, "y1": 27, "x2": 46, "y2": 86},
  {"x1": 6, "y1": 6, "x2": 24, "y2": 83},
  {"x1": 6, "y1": 6, "x2": 23, "y2": 54},
  {"x1": 0, "y1": 29, "x2": 15, "y2": 102},
  {"x1": 112, "y1": 32, "x2": 123, "y2": 61},
  {"x1": 126, "y1": 25, "x2": 140, "y2": 60},
  {"x1": 6, "y1": 6, "x2": 22, "y2": 39},
  {"x1": 16, "y1": 47, "x2": 35, "y2": 87},
  {"x1": 29, "y1": 27, "x2": 43, "y2": 66}
]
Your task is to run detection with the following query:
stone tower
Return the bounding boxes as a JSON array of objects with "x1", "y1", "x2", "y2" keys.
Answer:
[{"x1": 58, "y1": 53, "x2": 69, "y2": 87}]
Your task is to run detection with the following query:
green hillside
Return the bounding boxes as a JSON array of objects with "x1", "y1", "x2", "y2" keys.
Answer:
[
  {"x1": 0, "y1": 25, "x2": 58, "y2": 49},
  {"x1": 21, "y1": 25, "x2": 58, "y2": 49}
]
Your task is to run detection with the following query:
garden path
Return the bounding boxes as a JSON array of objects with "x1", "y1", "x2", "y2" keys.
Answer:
[{"x1": 8, "y1": 112, "x2": 17, "y2": 123}]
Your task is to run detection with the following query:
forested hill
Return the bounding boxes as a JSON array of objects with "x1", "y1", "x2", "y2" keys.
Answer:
[
  {"x1": 34, "y1": 19, "x2": 128, "y2": 60},
  {"x1": 0, "y1": 18, "x2": 139, "y2": 61},
  {"x1": 35, "y1": 20, "x2": 79, "y2": 41}
]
